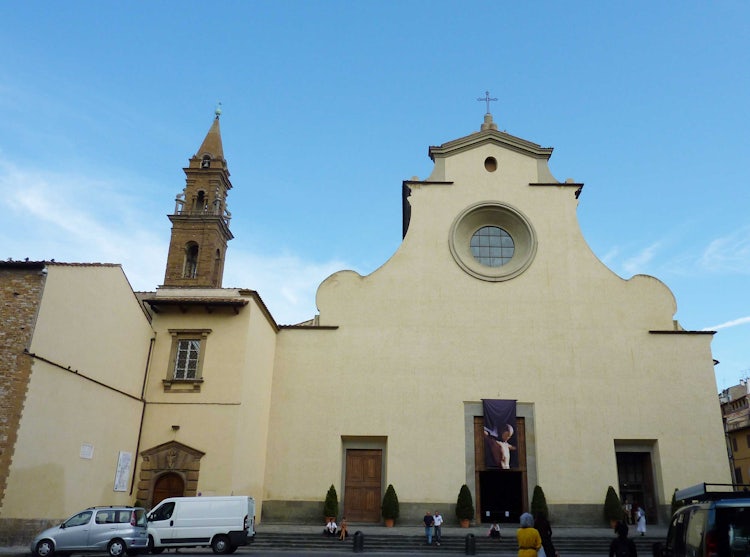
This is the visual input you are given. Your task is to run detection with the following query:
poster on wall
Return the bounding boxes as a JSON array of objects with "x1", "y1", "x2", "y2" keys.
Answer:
[
  {"x1": 114, "y1": 451, "x2": 132, "y2": 492},
  {"x1": 482, "y1": 399, "x2": 517, "y2": 469}
]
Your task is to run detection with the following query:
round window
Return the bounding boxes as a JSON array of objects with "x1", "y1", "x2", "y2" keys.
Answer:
[
  {"x1": 470, "y1": 226, "x2": 515, "y2": 267},
  {"x1": 449, "y1": 202, "x2": 536, "y2": 281}
]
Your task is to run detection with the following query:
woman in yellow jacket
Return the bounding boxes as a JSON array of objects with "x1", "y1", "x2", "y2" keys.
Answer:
[{"x1": 517, "y1": 512, "x2": 542, "y2": 557}]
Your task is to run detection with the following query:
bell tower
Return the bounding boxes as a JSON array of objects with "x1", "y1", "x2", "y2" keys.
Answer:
[{"x1": 163, "y1": 108, "x2": 233, "y2": 288}]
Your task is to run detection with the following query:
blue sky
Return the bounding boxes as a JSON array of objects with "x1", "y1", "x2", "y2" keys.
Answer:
[{"x1": 1, "y1": 2, "x2": 748, "y2": 390}]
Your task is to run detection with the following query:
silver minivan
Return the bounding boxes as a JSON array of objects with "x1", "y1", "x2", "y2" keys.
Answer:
[{"x1": 31, "y1": 506, "x2": 148, "y2": 557}]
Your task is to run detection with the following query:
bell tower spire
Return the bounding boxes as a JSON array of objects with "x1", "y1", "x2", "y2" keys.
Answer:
[{"x1": 162, "y1": 107, "x2": 233, "y2": 288}]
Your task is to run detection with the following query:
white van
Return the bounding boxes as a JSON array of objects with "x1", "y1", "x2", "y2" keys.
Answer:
[{"x1": 146, "y1": 496, "x2": 255, "y2": 554}]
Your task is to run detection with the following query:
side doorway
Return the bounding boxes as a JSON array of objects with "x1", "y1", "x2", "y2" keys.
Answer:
[
  {"x1": 152, "y1": 472, "x2": 184, "y2": 507},
  {"x1": 343, "y1": 449, "x2": 382, "y2": 522},
  {"x1": 616, "y1": 450, "x2": 657, "y2": 524}
]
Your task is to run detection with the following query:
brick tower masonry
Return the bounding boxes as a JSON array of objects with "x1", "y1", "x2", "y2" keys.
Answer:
[{"x1": 162, "y1": 112, "x2": 233, "y2": 288}]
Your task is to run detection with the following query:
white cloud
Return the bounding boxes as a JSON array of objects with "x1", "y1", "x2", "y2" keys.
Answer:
[
  {"x1": 600, "y1": 246, "x2": 620, "y2": 268},
  {"x1": 224, "y1": 250, "x2": 352, "y2": 325},
  {"x1": 621, "y1": 241, "x2": 663, "y2": 276},
  {"x1": 703, "y1": 316, "x2": 750, "y2": 332},
  {"x1": 0, "y1": 159, "x2": 167, "y2": 284},
  {"x1": 0, "y1": 157, "x2": 357, "y2": 326},
  {"x1": 699, "y1": 226, "x2": 750, "y2": 274}
]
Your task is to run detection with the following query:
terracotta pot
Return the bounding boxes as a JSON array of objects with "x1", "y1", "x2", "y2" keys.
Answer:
[
  {"x1": 384, "y1": 518, "x2": 395, "y2": 527},
  {"x1": 460, "y1": 518, "x2": 470, "y2": 528}
]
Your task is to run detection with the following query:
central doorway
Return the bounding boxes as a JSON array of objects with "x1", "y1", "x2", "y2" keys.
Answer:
[
  {"x1": 479, "y1": 470, "x2": 523, "y2": 523},
  {"x1": 344, "y1": 449, "x2": 382, "y2": 522},
  {"x1": 474, "y1": 416, "x2": 527, "y2": 523}
]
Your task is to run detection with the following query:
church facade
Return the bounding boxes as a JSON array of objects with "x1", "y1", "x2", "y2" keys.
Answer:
[{"x1": 0, "y1": 111, "x2": 729, "y2": 539}]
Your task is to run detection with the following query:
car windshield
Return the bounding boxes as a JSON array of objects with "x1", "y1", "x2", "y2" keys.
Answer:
[{"x1": 64, "y1": 511, "x2": 92, "y2": 527}]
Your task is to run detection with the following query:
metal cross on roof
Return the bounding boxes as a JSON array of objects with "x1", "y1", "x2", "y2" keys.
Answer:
[{"x1": 477, "y1": 91, "x2": 498, "y2": 114}]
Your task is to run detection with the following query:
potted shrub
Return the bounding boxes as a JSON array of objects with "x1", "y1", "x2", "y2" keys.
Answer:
[
  {"x1": 604, "y1": 485, "x2": 622, "y2": 527},
  {"x1": 381, "y1": 484, "x2": 399, "y2": 527},
  {"x1": 324, "y1": 484, "x2": 339, "y2": 522},
  {"x1": 456, "y1": 484, "x2": 474, "y2": 527},
  {"x1": 531, "y1": 485, "x2": 549, "y2": 520}
]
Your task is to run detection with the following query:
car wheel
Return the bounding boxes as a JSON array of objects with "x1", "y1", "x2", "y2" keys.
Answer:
[
  {"x1": 35, "y1": 539, "x2": 55, "y2": 557},
  {"x1": 108, "y1": 539, "x2": 126, "y2": 557},
  {"x1": 147, "y1": 536, "x2": 164, "y2": 555},
  {"x1": 211, "y1": 535, "x2": 231, "y2": 555}
]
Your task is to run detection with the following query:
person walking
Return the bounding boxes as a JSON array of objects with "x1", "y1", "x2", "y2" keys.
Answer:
[
  {"x1": 534, "y1": 512, "x2": 557, "y2": 557},
  {"x1": 609, "y1": 521, "x2": 637, "y2": 556},
  {"x1": 635, "y1": 506, "x2": 646, "y2": 536},
  {"x1": 517, "y1": 512, "x2": 542, "y2": 557},
  {"x1": 433, "y1": 510, "x2": 443, "y2": 546},
  {"x1": 423, "y1": 510, "x2": 434, "y2": 545}
]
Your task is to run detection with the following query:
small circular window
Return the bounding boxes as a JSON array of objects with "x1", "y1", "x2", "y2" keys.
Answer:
[
  {"x1": 470, "y1": 226, "x2": 514, "y2": 267},
  {"x1": 449, "y1": 202, "x2": 536, "y2": 281}
]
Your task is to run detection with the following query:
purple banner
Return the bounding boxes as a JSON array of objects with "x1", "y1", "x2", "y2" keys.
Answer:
[{"x1": 482, "y1": 399, "x2": 517, "y2": 469}]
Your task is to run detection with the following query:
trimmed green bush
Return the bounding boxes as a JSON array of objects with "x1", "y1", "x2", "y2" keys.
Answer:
[
  {"x1": 381, "y1": 484, "x2": 400, "y2": 520},
  {"x1": 531, "y1": 485, "x2": 549, "y2": 520},
  {"x1": 324, "y1": 484, "x2": 339, "y2": 518},
  {"x1": 456, "y1": 484, "x2": 475, "y2": 521},
  {"x1": 604, "y1": 485, "x2": 622, "y2": 523}
]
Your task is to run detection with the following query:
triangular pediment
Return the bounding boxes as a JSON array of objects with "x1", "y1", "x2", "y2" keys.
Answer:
[
  {"x1": 429, "y1": 127, "x2": 553, "y2": 161},
  {"x1": 141, "y1": 440, "x2": 205, "y2": 460}
]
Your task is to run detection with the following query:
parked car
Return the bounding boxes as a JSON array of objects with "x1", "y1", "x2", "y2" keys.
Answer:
[
  {"x1": 653, "y1": 483, "x2": 750, "y2": 557},
  {"x1": 31, "y1": 506, "x2": 148, "y2": 557},
  {"x1": 147, "y1": 496, "x2": 255, "y2": 554}
]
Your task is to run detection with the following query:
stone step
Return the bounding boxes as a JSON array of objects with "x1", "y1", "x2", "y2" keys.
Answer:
[{"x1": 248, "y1": 532, "x2": 658, "y2": 554}]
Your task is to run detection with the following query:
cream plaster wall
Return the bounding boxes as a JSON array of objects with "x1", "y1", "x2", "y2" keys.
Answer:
[
  {"x1": 28, "y1": 265, "x2": 152, "y2": 396},
  {"x1": 266, "y1": 130, "x2": 728, "y2": 512},
  {"x1": 3, "y1": 265, "x2": 152, "y2": 518},
  {"x1": 138, "y1": 292, "x2": 275, "y2": 516}
]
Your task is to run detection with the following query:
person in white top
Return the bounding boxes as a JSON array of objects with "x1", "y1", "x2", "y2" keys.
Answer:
[
  {"x1": 636, "y1": 506, "x2": 647, "y2": 536},
  {"x1": 324, "y1": 519, "x2": 337, "y2": 537},
  {"x1": 433, "y1": 510, "x2": 443, "y2": 546}
]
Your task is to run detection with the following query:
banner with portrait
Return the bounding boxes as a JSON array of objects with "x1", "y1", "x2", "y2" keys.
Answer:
[{"x1": 482, "y1": 399, "x2": 517, "y2": 470}]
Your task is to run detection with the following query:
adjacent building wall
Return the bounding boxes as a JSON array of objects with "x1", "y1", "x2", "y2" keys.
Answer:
[
  {"x1": 137, "y1": 289, "x2": 276, "y2": 518},
  {"x1": 1, "y1": 264, "x2": 153, "y2": 541},
  {"x1": 0, "y1": 264, "x2": 46, "y2": 513}
]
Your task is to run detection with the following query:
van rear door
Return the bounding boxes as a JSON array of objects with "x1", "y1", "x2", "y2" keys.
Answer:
[
  {"x1": 715, "y1": 505, "x2": 750, "y2": 555},
  {"x1": 246, "y1": 498, "x2": 255, "y2": 538}
]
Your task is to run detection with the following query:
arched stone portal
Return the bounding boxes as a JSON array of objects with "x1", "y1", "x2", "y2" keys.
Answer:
[{"x1": 138, "y1": 441, "x2": 205, "y2": 507}]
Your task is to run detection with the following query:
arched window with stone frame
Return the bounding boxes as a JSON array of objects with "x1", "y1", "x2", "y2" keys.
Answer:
[{"x1": 183, "y1": 242, "x2": 199, "y2": 279}]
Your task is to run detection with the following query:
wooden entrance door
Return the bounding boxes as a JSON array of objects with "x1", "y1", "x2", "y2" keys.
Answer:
[
  {"x1": 344, "y1": 449, "x2": 382, "y2": 522},
  {"x1": 152, "y1": 472, "x2": 184, "y2": 506}
]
